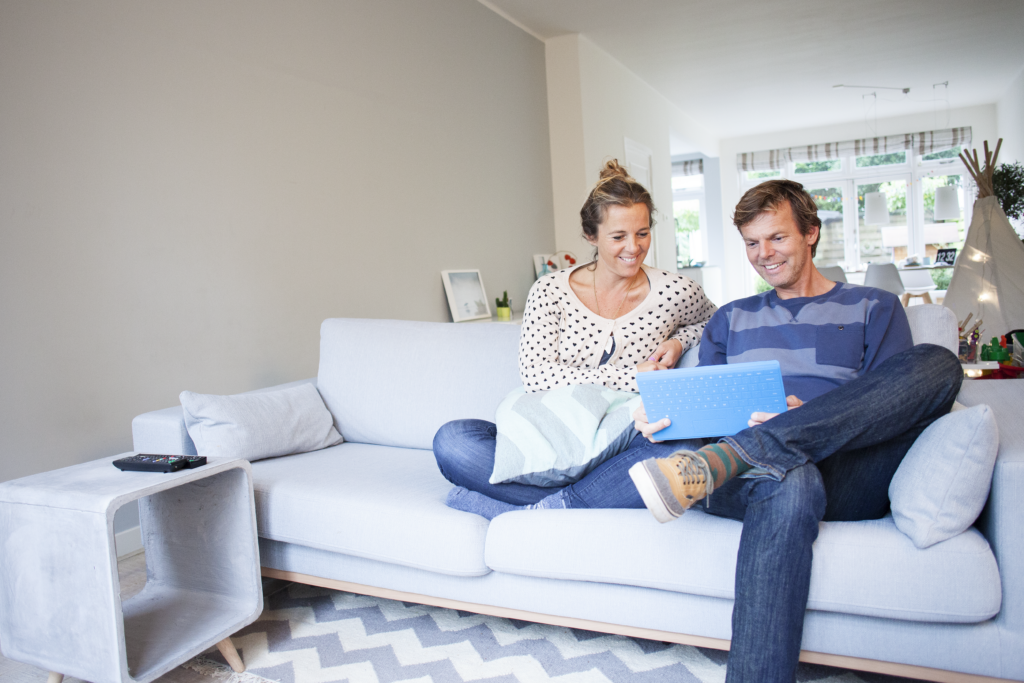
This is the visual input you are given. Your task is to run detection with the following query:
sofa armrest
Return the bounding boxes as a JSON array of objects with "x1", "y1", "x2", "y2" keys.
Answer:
[
  {"x1": 957, "y1": 380, "x2": 1024, "y2": 646},
  {"x1": 131, "y1": 378, "x2": 318, "y2": 455}
]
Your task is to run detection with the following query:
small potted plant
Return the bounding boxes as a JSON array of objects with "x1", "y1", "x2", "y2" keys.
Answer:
[{"x1": 495, "y1": 290, "x2": 511, "y2": 321}]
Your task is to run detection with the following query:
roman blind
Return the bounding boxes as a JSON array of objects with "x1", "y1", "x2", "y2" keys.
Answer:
[
  {"x1": 736, "y1": 127, "x2": 972, "y2": 171},
  {"x1": 673, "y1": 159, "x2": 704, "y2": 176}
]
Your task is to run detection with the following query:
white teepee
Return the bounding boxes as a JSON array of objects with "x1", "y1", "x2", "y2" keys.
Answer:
[{"x1": 943, "y1": 195, "x2": 1024, "y2": 339}]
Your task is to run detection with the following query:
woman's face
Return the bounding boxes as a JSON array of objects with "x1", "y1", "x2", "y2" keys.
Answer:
[{"x1": 587, "y1": 203, "x2": 651, "y2": 278}]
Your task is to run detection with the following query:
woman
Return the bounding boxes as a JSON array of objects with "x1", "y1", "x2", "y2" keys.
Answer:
[{"x1": 433, "y1": 160, "x2": 716, "y2": 518}]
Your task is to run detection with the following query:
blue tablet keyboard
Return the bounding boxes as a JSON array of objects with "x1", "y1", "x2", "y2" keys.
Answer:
[{"x1": 636, "y1": 361, "x2": 788, "y2": 440}]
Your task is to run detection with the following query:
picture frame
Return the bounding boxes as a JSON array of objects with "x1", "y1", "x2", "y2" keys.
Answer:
[{"x1": 441, "y1": 270, "x2": 491, "y2": 322}]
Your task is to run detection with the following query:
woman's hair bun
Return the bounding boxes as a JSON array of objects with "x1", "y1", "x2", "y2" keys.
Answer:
[
  {"x1": 579, "y1": 158, "x2": 655, "y2": 241},
  {"x1": 598, "y1": 159, "x2": 631, "y2": 182}
]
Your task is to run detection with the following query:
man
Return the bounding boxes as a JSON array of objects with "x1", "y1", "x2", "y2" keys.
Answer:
[{"x1": 628, "y1": 179, "x2": 962, "y2": 683}]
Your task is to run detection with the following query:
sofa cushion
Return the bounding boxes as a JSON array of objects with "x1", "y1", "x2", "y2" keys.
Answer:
[
  {"x1": 250, "y1": 444, "x2": 490, "y2": 577},
  {"x1": 889, "y1": 403, "x2": 999, "y2": 549},
  {"x1": 317, "y1": 318, "x2": 522, "y2": 450},
  {"x1": 904, "y1": 304, "x2": 959, "y2": 353},
  {"x1": 485, "y1": 508, "x2": 1001, "y2": 623},
  {"x1": 180, "y1": 383, "x2": 343, "y2": 462}
]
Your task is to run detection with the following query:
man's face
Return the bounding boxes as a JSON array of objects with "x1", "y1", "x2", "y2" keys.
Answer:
[{"x1": 739, "y1": 200, "x2": 819, "y2": 295}]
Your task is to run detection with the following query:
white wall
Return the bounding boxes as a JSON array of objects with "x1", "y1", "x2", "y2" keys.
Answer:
[
  {"x1": 997, "y1": 66, "x2": 1024, "y2": 164},
  {"x1": 716, "y1": 104, "x2": 998, "y2": 304},
  {"x1": 0, "y1": 0, "x2": 555, "y2": 482},
  {"x1": 545, "y1": 34, "x2": 717, "y2": 269}
]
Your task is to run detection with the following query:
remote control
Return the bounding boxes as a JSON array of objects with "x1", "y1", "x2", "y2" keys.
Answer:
[
  {"x1": 113, "y1": 454, "x2": 189, "y2": 473},
  {"x1": 182, "y1": 455, "x2": 208, "y2": 469}
]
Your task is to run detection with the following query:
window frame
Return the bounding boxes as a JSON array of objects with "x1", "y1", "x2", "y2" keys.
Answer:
[
  {"x1": 671, "y1": 161, "x2": 708, "y2": 270},
  {"x1": 737, "y1": 149, "x2": 974, "y2": 291}
]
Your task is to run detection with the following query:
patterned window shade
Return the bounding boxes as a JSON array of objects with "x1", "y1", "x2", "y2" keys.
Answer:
[
  {"x1": 736, "y1": 127, "x2": 972, "y2": 171},
  {"x1": 914, "y1": 127, "x2": 972, "y2": 155},
  {"x1": 673, "y1": 159, "x2": 704, "y2": 176}
]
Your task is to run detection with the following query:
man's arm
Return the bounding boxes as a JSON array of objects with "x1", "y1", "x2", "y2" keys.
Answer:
[
  {"x1": 697, "y1": 307, "x2": 730, "y2": 367},
  {"x1": 862, "y1": 292, "x2": 914, "y2": 373}
]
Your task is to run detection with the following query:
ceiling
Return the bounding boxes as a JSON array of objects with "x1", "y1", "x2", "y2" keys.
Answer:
[{"x1": 484, "y1": 0, "x2": 1024, "y2": 143}]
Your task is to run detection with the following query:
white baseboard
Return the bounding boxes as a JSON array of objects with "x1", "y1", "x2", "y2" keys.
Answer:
[{"x1": 115, "y1": 525, "x2": 142, "y2": 558}]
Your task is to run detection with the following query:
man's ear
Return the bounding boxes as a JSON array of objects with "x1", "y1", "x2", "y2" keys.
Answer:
[{"x1": 807, "y1": 224, "x2": 820, "y2": 248}]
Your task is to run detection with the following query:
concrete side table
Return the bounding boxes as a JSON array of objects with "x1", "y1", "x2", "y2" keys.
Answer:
[{"x1": 0, "y1": 455, "x2": 263, "y2": 683}]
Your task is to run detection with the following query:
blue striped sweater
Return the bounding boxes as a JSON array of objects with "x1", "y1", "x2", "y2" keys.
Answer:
[{"x1": 698, "y1": 283, "x2": 913, "y2": 401}]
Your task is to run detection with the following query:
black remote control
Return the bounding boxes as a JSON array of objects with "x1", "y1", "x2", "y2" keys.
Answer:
[
  {"x1": 113, "y1": 454, "x2": 190, "y2": 473},
  {"x1": 182, "y1": 455, "x2": 208, "y2": 469}
]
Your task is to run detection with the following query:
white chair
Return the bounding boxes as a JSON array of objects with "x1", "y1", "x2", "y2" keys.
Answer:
[
  {"x1": 864, "y1": 263, "x2": 906, "y2": 297},
  {"x1": 899, "y1": 268, "x2": 938, "y2": 306},
  {"x1": 817, "y1": 265, "x2": 847, "y2": 283}
]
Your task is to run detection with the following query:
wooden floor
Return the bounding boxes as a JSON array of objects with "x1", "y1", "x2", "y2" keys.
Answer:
[{"x1": 0, "y1": 551, "x2": 230, "y2": 683}]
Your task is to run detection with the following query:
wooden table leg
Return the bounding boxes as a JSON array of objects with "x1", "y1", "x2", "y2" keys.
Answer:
[
  {"x1": 46, "y1": 673, "x2": 64, "y2": 683},
  {"x1": 216, "y1": 637, "x2": 245, "y2": 673}
]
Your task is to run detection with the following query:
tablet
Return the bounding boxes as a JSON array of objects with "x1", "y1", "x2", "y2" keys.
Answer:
[{"x1": 636, "y1": 361, "x2": 788, "y2": 440}]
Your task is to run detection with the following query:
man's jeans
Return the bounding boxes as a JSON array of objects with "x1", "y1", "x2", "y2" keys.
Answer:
[{"x1": 433, "y1": 343, "x2": 963, "y2": 683}]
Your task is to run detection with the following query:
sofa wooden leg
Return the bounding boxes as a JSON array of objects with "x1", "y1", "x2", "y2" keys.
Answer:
[
  {"x1": 46, "y1": 673, "x2": 64, "y2": 683},
  {"x1": 216, "y1": 637, "x2": 245, "y2": 673}
]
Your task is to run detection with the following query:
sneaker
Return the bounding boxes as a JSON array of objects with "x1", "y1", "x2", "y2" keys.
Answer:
[{"x1": 628, "y1": 451, "x2": 714, "y2": 524}]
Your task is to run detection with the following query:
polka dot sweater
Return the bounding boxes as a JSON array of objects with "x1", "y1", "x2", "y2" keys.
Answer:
[{"x1": 518, "y1": 265, "x2": 716, "y2": 394}]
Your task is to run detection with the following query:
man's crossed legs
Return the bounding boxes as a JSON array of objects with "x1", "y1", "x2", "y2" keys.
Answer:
[{"x1": 635, "y1": 343, "x2": 963, "y2": 681}]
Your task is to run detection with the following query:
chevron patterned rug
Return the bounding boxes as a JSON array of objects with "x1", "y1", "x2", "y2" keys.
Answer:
[{"x1": 189, "y1": 582, "x2": 925, "y2": 683}]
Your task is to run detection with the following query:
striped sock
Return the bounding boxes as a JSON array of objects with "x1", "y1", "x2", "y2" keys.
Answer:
[{"x1": 692, "y1": 442, "x2": 750, "y2": 488}]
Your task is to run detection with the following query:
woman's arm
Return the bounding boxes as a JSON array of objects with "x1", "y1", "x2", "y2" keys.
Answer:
[{"x1": 668, "y1": 278, "x2": 717, "y2": 356}]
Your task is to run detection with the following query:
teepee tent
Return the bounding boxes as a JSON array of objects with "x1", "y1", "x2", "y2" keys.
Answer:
[{"x1": 943, "y1": 140, "x2": 1024, "y2": 339}]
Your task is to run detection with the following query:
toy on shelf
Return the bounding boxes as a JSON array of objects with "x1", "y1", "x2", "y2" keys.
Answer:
[{"x1": 957, "y1": 313, "x2": 983, "y2": 363}]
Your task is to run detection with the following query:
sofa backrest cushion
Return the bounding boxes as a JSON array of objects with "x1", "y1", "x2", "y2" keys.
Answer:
[
  {"x1": 905, "y1": 304, "x2": 958, "y2": 353},
  {"x1": 317, "y1": 318, "x2": 522, "y2": 450}
]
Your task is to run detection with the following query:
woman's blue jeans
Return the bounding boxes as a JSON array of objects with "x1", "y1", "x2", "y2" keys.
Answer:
[{"x1": 432, "y1": 343, "x2": 963, "y2": 683}]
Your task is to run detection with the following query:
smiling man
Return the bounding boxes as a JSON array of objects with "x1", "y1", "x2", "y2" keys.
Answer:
[{"x1": 628, "y1": 179, "x2": 965, "y2": 683}]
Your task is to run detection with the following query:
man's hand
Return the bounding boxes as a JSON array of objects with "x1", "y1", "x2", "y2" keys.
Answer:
[
  {"x1": 633, "y1": 402, "x2": 670, "y2": 443},
  {"x1": 748, "y1": 395, "x2": 804, "y2": 428}
]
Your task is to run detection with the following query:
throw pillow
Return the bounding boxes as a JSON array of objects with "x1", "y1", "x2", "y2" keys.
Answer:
[
  {"x1": 180, "y1": 383, "x2": 343, "y2": 462},
  {"x1": 490, "y1": 384, "x2": 642, "y2": 487},
  {"x1": 889, "y1": 403, "x2": 998, "y2": 549}
]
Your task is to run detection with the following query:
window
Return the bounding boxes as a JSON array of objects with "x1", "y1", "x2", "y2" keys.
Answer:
[
  {"x1": 806, "y1": 185, "x2": 846, "y2": 267},
  {"x1": 856, "y1": 151, "x2": 907, "y2": 168},
  {"x1": 857, "y1": 178, "x2": 908, "y2": 264},
  {"x1": 921, "y1": 173, "x2": 966, "y2": 258},
  {"x1": 738, "y1": 136, "x2": 974, "y2": 289},
  {"x1": 795, "y1": 160, "x2": 841, "y2": 174},
  {"x1": 745, "y1": 169, "x2": 781, "y2": 181},
  {"x1": 673, "y1": 160, "x2": 706, "y2": 269}
]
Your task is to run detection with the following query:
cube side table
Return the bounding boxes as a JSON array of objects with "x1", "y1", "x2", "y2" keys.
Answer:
[{"x1": 0, "y1": 455, "x2": 263, "y2": 683}]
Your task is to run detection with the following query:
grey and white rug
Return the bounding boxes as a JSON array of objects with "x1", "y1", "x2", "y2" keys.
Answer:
[{"x1": 191, "y1": 583, "x2": 928, "y2": 683}]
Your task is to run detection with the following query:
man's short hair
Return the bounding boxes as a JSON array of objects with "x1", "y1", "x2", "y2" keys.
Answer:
[{"x1": 733, "y1": 179, "x2": 822, "y2": 257}]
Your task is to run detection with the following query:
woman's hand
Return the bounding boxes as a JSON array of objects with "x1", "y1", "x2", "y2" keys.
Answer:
[
  {"x1": 747, "y1": 395, "x2": 804, "y2": 428},
  {"x1": 633, "y1": 402, "x2": 670, "y2": 443},
  {"x1": 648, "y1": 339, "x2": 683, "y2": 369}
]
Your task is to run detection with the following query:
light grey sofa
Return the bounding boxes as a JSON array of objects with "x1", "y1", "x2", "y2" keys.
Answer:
[{"x1": 132, "y1": 309, "x2": 1024, "y2": 682}]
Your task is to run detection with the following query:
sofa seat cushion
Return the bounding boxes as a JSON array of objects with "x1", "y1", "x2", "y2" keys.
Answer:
[
  {"x1": 485, "y1": 509, "x2": 1001, "y2": 623},
  {"x1": 250, "y1": 444, "x2": 490, "y2": 577}
]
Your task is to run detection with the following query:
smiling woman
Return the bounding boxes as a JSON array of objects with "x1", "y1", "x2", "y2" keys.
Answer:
[{"x1": 429, "y1": 160, "x2": 716, "y2": 516}]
